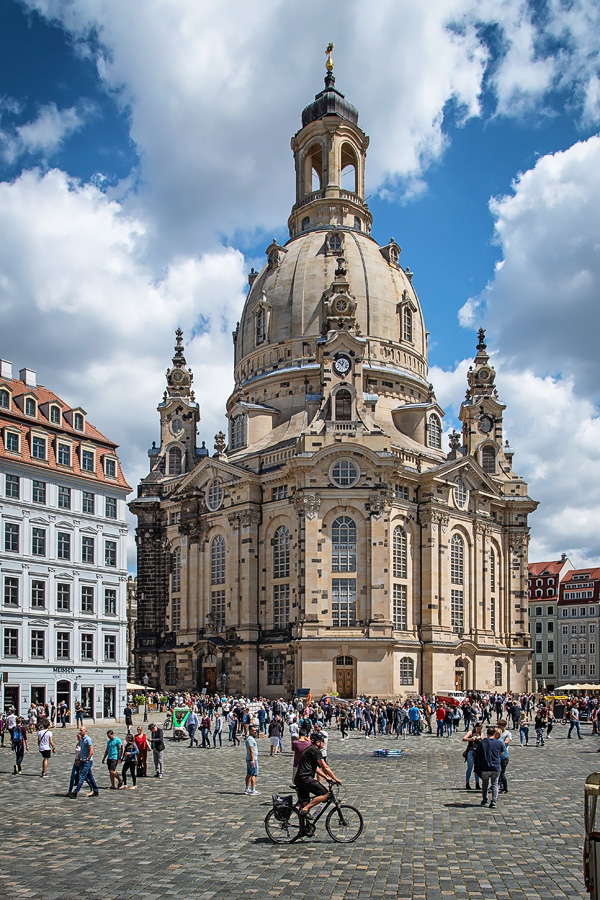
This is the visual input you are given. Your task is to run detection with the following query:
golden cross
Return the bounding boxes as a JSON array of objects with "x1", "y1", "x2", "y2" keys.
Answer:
[{"x1": 325, "y1": 42, "x2": 334, "y2": 72}]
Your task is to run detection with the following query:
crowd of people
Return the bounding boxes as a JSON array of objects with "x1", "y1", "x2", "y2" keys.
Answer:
[{"x1": 2, "y1": 689, "x2": 597, "y2": 808}]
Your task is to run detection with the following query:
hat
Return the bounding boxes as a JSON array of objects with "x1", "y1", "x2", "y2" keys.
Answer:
[{"x1": 148, "y1": 723, "x2": 156, "y2": 728}]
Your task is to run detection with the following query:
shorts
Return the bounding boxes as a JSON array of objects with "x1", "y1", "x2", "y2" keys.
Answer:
[
  {"x1": 40, "y1": 749, "x2": 51, "y2": 759},
  {"x1": 294, "y1": 777, "x2": 328, "y2": 803},
  {"x1": 246, "y1": 761, "x2": 258, "y2": 777},
  {"x1": 107, "y1": 759, "x2": 119, "y2": 771},
  {"x1": 270, "y1": 737, "x2": 280, "y2": 747}
]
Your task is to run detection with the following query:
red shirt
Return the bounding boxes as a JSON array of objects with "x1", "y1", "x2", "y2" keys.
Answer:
[
  {"x1": 291, "y1": 738, "x2": 311, "y2": 766},
  {"x1": 134, "y1": 733, "x2": 149, "y2": 751}
]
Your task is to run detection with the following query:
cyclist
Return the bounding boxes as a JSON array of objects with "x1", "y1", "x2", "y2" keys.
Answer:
[{"x1": 293, "y1": 732, "x2": 342, "y2": 817}]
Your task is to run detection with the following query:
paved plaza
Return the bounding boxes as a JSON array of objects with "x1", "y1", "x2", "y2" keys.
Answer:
[{"x1": 0, "y1": 715, "x2": 593, "y2": 899}]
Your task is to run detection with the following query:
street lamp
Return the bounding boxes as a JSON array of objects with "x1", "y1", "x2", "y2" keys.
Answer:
[{"x1": 143, "y1": 673, "x2": 149, "y2": 723}]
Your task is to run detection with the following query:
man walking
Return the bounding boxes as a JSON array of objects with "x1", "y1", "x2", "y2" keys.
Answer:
[
  {"x1": 11, "y1": 716, "x2": 28, "y2": 774},
  {"x1": 244, "y1": 724, "x2": 260, "y2": 795},
  {"x1": 568, "y1": 705, "x2": 583, "y2": 740},
  {"x1": 187, "y1": 709, "x2": 199, "y2": 747},
  {"x1": 68, "y1": 726, "x2": 99, "y2": 797},
  {"x1": 475, "y1": 726, "x2": 504, "y2": 808},
  {"x1": 102, "y1": 729, "x2": 123, "y2": 789},
  {"x1": 37, "y1": 719, "x2": 56, "y2": 778},
  {"x1": 149, "y1": 723, "x2": 165, "y2": 777}
]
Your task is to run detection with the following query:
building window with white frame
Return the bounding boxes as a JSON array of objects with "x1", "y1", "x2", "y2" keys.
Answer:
[
  {"x1": 5, "y1": 522, "x2": 19, "y2": 553},
  {"x1": 57, "y1": 442, "x2": 71, "y2": 466},
  {"x1": 5, "y1": 474, "x2": 19, "y2": 498},
  {"x1": 81, "y1": 586, "x2": 94, "y2": 614},
  {"x1": 255, "y1": 306, "x2": 267, "y2": 346},
  {"x1": 273, "y1": 583, "x2": 290, "y2": 629},
  {"x1": 403, "y1": 306, "x2": 412, "y2": 343},
  {"x1": 210, "y1": 590, "x2": 225, "y2": 630},
  {"x1": 393, "y1": 584, "x2": 407, "y2": 630},
  {"x1": 56, "y1": 632, "x2": 70, "y2": 659},
  {"x1": 399, "y1": 656, "x2": 414, "y2": 685},
  {"x1": 332, "y1": 578, "x2": 357, "y2": 627},
  {"x1": 58, "y1": 486, "x2": 71, "y2": 509},
  {"x1": 104, "y1": 634, "x2": 117, "y2": 661},
  {"x1": 393, "y1": 526, "x2": 407, "y2": 579},
  {"x1": 104, "y1": 540, "x2": 117, "y2": 567},
  {"x1": 168, "y1": 446, "x2": 182, "y2": 476},
  {"x1": 427, "y1": 415, "x2": 441, "y2": 449},
  {"x1": 4, "y1": 627, "x2": 18, "y2": 656},
  {"x1": 104, "y1": 588, "x2": 117, "y2": 616},
  {"x1": 81, "y1": 449, "x2": 94, "y2": 472},
  {"x1": 82, "y1": 491, "x2": 94, "y2": 514},
  {"x1": 4, "y1": 576, "x2": 19, "y2": 606},
  {"x1": 81, "y1": 536, "x2": 95, "y2": 564},
  {"x1": 210, "y1": 537, "x2": 225, "y2": 586},
  {"x1": 172, "y1": 547, "x2": 181, "y2": 593},
  {"x1": 32, "y1": 527, "x2": 46, "y2": 557},
  {"x1": 451, "y1": 589, "x2": 464, "y2": 632},
  {"x1": 105, "y1": 458, "x2": 116, "y2": 478},
  {"x1": 31, "y1": 580, "x2": 46, "y2": 608},
  {"x1": 451, "y1": 533, "x2": 464, "y2": 585},
  {"x1": 25, "y1": 397, "x2": 36, "y2": 417},
  {"x1": 5, "y1": 431, "x2": 19, "y2": 453},
  {"x1": 50, "y1": 405, "x2": 61, "y2": 424},
  {"x1": 74, "y1": 412, "x2": 84, "y2": 431},
  {"x1": 273, "y1": 526, "x2": 290, "y2": 579},
  {"x1": 57, "y1": 582, "x2": 71, "y2": 611},
  {"x1": 105, "y1": 497, "x2": 117, "y2": 519},
  {"x1": 31, "y1": 630, "x2": 45, "y2": 658},
  {"x1": 81, "y1": 633, "x2": 94, "y2": 660},
  {"x1": 230, "y1": 413, "x2": 246, "y2": 450},
  {"x1": 332, "y1": 517, "x2": 356, "y2": 572},
  {"x1": 31, "y1": 436, "x2": 46, "y2": 460}
]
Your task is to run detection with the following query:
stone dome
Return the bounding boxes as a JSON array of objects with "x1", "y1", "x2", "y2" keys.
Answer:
[{"x1": 234, "y1": 227, "x2": 428, "y2": 391}]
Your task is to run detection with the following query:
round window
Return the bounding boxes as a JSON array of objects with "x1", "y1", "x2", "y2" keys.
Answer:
[
  {"x1": 453, "y1": 478, "x2": 467, "y2": 509},
  {"x1": 206, "y1": 478, "x2": 224, "y2": 511},
  {"x1": 329, "y1": 458, "x2": 359, "y2": 488}
]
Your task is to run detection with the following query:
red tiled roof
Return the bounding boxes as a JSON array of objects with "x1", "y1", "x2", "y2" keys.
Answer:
[
  {"x1": 561, "y1": 568, "x2": 600, "y2": 585},
  {"x1": 528, "y1": 560, "x2": 565, "y2": 576},
  {"x1": 0, "y1": 376, "x2": 131, "y2": 491}
]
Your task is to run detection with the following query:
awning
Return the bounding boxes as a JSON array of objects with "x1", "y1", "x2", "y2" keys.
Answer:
[{"x1": 127, "y1": 682, "x2": 157, "y2": 692}]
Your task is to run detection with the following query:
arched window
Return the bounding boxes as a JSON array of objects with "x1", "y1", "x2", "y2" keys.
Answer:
[
  {"x1": 393, "y1": 526, "x2": 407, "y2": 579},
  {"x1": 353, "y1": 216, "x2": 361, "y2": 231},
  {"x1": 0, "y1": 389, "x2": 9, "y2": 409},
  {"x1": 273, "y1": 526, "x2": 290, "y2": 579},
  {"x1": 165, "y1": 660, "x2": 177, "y2": 685},
  {"x1": 451, "y1": 534, "x2": 464, "y2": 585},
  {"x1": 304, "y1": 143, "x2": 323, "y2": 194},
  {"x1": 256, "y1": 307, "x2": 267, "y2": 346},
  {"x1": 301, "y1": 216, "x2": 310, "y2": 232},
  {"x1": 494, "y1": 661, "x2": 502, "y2": 686},
  {"x1": 211, "y1": 535, "x2": 225, "y2": 585},
  {"x1": 332, "y1": 517, "x2": 356, "y2": 572},
  {"x1": 230, "y1": 414, "x2": 246, "y2": 450},
  {"x1": 403, "y1": 306, "x2": 412, "y2": 342},
  {"x1": 172, "y1": 547, "x2": 181, "y2": 593},
  {"x1": 25, "y1": 397, "x2": 36, "y2": 417},
  {"x1": 168, "y1": 446, "x2": 182, "y2": 476},
  {"x1": 341, "y1": 142, "x2": 358, "y2": 192},
  {"x1": 482, "y1": 445, "x2": 496, "y2": 474},
  {"x1": 335, "y1": 389, "x2": 352, "y2": 422},
  {"x1": 490, "y1": 548, "x2": 496, "y2": 593},
  {"x1": 400, "y1": 657, "x2": 414, "y2": 685},
  {"x1": 428, "y1": 415, "x2": 441, "y2": 449}
]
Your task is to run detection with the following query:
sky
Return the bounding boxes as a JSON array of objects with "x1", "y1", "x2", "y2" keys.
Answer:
[{"x1": 1, "y1": 0, "x2": 599, "y2": 571}]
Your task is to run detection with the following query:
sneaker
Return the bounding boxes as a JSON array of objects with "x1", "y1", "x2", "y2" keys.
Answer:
[
  {"x1": 244, "y1": 788, "x2": 251, "y2": 794},
  {"x1": 41, "y1": 774, "x2": 49, "y2": 778},
  {"x1": 250, "y1": 789, "x2": 260, "y2": 796},
  {"x1": 465, "y1": 783, "x2": 471, "y2": 790},
  {"x1": 489, "y1": 802, "x2": 496, "y2": 808},
  {"x1": 480, "y1": 799, "x2": 487, "y2": 806}
]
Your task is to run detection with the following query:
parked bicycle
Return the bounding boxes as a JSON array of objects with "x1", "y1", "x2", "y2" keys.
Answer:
[
  {"x1": 162, "y1": 712, "x2": 173, "y2": 731},
  {"x1": 265, "y1": 781, "x2": 363, "y2": 844}
]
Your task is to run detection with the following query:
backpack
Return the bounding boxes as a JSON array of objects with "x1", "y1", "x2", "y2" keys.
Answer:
[
  {"x1": 12, "y1": 726, "x2": 22, "y2": 744},
  {"x1": 473, "y1": 739, "x2": 488, "y2": 776}
]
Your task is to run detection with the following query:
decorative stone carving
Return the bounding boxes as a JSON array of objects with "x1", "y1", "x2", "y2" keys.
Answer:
[
  {"x1": 366, "y1": 491, "x2": 393, "y2": 518},
  {"x1": 294, "y1": 493, "x2": 321, "y2": 520}
]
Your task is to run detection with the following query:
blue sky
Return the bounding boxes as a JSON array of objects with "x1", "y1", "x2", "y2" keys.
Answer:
[{"x1": 1, "y1": 0, "x2": 600, "y2": 568}]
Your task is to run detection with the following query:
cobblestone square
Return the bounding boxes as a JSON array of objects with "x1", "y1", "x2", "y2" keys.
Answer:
[{"x1": 0, "y1": 716, "x2": 591, "y2": 899}]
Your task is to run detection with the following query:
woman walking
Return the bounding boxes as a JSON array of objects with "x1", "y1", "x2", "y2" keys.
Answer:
[
  {"x1": 213, "y1": 713, "x2": 223, "y2": 748},
  {"x1": 462, "y1": 721, "x2": 482, "y2": 791},
  {"x1": 38, "y1": 719, "x2": 56, "y2": 777},
  {"x1": 120, "y1": 734, "x2": 139, "y2": 789},
  {"x1": 519, "y1": 711, "x2": 530, "y2": 746},
  {"x1": 135, "y1": 725, "x2": 149, "y2": 776}
]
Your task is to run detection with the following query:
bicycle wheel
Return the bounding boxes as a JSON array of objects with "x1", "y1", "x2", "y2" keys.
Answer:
[
  {"x1": 163, "y1": 718, "x2": 172, "y2": 731},
  {"x1": 325, "y1": 804, "x2": 363, "y2": 843},
  {"x1": 264, "y1": 808, "x2": 303, "y2": 844}
]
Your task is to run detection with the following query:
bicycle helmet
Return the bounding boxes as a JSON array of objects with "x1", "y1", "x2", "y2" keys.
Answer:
[{"x1": 310, "y1": 731, "x2": 325, "y2": 743}]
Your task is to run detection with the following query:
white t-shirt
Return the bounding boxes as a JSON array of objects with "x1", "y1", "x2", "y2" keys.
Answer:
[
  {"x1": 38, "y1": 729, "x2": 52, "y2": 752},
  {"x1": 7, "y1": 713, "x2": 17, "y2": 729}
]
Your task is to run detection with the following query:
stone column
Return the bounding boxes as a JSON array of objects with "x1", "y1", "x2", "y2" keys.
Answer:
[{"x1": 366, "y1": 492, "x2": 393, "y2": 624}]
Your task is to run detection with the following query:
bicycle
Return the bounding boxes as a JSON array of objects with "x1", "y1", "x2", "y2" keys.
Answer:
[
  {"x1": 264, "y1": 781, "x2": 363, "y2": 844},
  {"x1": 162, "y1": 713, "x2": 173, "y2": 731}
]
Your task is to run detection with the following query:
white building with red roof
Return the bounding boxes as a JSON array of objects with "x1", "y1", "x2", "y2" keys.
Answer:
[
  {"x1": 558, "y1": 568, "x2": 600, "y2": 688},
  {"x1": 0, "y1": 359, "x2": 131, "y2": 721},
  {"x1": 528, "y1": 555, "x2": 573, "y2": 691}
]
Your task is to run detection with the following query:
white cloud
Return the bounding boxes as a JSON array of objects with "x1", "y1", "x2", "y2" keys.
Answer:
[
  {"x1": 460, "y1": 135, "x2": 600, "y2": 402},
  {"x1": 1, "y1": 102, "x2": 89, "y2": 164},
  {"x1": 0, "y1": 168, "x2": 247, "y2": 565}
]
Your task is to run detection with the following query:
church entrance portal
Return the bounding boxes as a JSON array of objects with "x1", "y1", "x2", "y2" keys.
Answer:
[{"x1": 335, "y1": 656, "x2": 355, "y2": 698}]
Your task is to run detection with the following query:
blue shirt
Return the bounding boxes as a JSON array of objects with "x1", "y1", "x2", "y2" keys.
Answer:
[
  {"x1": 80, "y1": 735, "x2": 93, "y2": 762},
  {"x1": 106, "y1": 736, "x2": 122, "y2": 760},
  {"x1": 245, "y1": 735, "x2": 258, "y2": 762}
]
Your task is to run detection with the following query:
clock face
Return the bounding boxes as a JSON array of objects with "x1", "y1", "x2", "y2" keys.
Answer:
[
  {"x1": 171, "y1": 369, "x2": 184, "y2": 384},
  {"x1": 334, "y1": 296, "x2": 348, "y2": 313},
  {"x1": 171, "y1": 417, "x2": 184, "y2": 435},
  {"x1": 333, "y1": 355, "x2": 351, "y2": 376},
  {"x1": 479, "y1": 415, "x2": 493, "y2": 434},
  {"x1": 479, "y1": 368, "x2": 490, "y2": 381}
]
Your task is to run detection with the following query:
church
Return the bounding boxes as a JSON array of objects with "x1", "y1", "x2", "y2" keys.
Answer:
[{"x1": 131, "y1": 53, "x2": 536, "y2": 699}]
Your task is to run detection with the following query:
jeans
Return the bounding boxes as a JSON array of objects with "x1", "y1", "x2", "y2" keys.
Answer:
[
  {"x1": 187, "y1": 724, "x2": 197, "y2": 746},
  {"x1": 213, "y1": 730, "x2": 222, "y2": 747},
  {"x1": 519, "y1": 725, "x2": 529, "y2": 745},
  {"x1": 68, "y1": 762, "x2": 80, "y2": 792},
  {"x1": 568, "y1": 720, "x2": 582, "y2": 738},
  {"x1": 201, "y1": 727, "x2": 210, "y2": 747},
  {"x1": 436, "y1": 719, "x2": 445, "y2": 737},
  {"x1": 499, "y1": 757, "x2": 509, "y2": 792},
  {"x1": 410, "y1": 719, "x2": 420, "y2": 735},
  {"x1": 480, "y1": 769, "x2": 500, "y2": 804},
  {"x1": 13, "y1": 742, "x2": 25, "y2": 772},
  {"x1": 72, "y1": 758, "x2": 98, "y2": 796},
  {"x1": 446, "y1": 721, "x2": 454, "y2": 737},
  {"x1": 465, "y1": 749, "x2": 480, "y2": 787}
]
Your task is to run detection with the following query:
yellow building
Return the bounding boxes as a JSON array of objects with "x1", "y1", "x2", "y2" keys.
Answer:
[{"x1": 131, "y1": 60, "x2": 536, "y2": 699}]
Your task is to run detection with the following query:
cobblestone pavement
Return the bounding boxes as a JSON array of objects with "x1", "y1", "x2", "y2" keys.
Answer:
[{"x1": 0, "y1": 715, "x2": 593, "y2": 899}]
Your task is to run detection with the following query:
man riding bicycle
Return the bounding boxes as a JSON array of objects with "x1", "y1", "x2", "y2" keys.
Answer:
[{"x1": 293, "y1": 732, "x2": 342, "y2": 816}]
